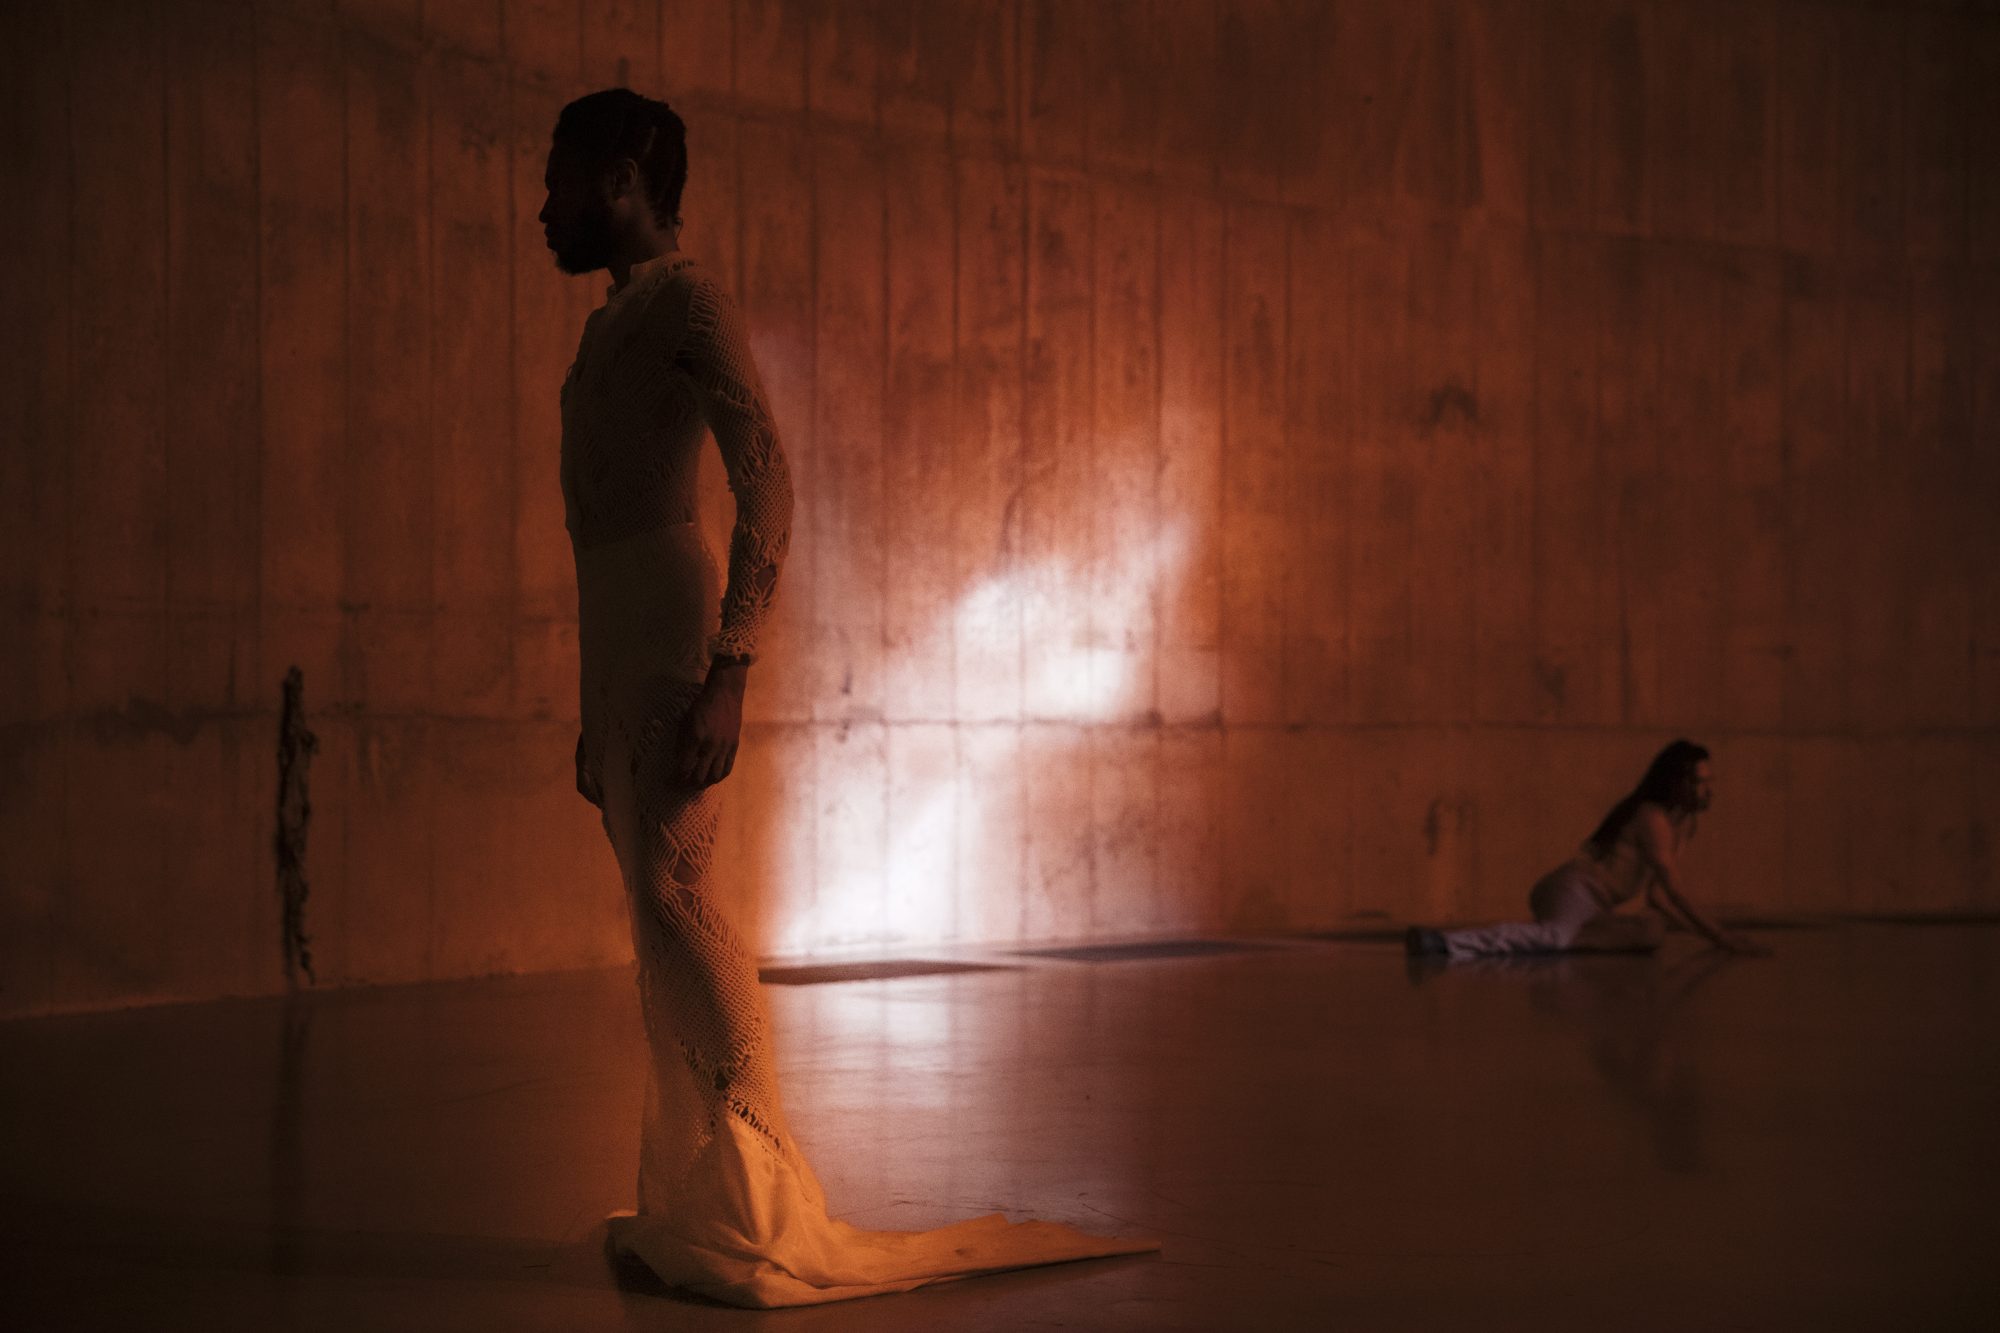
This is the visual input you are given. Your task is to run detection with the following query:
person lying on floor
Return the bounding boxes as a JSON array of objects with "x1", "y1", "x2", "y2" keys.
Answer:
[{"x1": 1406, "y1": 739, "x2": 1767, "y2": 960}]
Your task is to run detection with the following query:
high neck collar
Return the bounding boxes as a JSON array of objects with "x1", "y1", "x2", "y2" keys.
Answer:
[{"x1": 606, "y1": 249, "x2": 689, "y2": 301}]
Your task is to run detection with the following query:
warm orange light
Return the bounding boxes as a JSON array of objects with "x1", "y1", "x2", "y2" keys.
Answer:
[{"x1": 798, "y1": 519, "x2": 1193, "y2": 951}]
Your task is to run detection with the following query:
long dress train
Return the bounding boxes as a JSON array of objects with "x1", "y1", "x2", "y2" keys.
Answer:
[{"x1": 563, "y1": 252, "x2": 1158, "y2": 1308}]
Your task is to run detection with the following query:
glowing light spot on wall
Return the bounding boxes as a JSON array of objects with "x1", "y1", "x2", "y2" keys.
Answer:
[{"x1": 804, "y1": 518, "x2": 1193, "y2": 949}]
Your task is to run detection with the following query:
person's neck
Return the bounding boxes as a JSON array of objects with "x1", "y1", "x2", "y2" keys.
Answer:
[{"x1": 607, "y1": 231, "x2": 681, "y2": 292}]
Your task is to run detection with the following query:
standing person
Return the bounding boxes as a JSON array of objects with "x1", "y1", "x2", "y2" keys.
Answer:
[
  {"x1": 1405, "y1": 740, "x2": 1767, "y2": 961},
  {"x1": 540, "y1": 88, "x2": 1154, "y2": 1308}
]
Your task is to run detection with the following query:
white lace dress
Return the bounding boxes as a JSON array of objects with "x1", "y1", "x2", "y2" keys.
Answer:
[{"x1": 561, "y1": 251, "x2": 1157, "y2": 1307}]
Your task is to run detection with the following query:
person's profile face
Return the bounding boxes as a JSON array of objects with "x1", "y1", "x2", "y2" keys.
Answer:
[
  {"x1": 1687, "y1": 760, "x2": 1714, "y2": 813},
  {"x1": 539, "y1": 142, "x2": 616, "y2": 275}
]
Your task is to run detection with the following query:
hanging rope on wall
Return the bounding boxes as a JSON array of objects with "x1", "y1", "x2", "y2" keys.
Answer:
[{"x1": 275, "y1": 666, "x2": 317, "y2": 987}]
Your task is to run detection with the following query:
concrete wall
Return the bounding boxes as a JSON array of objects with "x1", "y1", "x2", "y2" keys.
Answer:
[{"x1": 4, "y1": 0, "x2": 1997, "y2": 1017}]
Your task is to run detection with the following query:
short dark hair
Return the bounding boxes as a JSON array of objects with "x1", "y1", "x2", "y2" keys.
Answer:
[
  {"x1": 553, "y1": 88, "x2": 688, "y2": 228},
  {"x1": 1585, "y1": 739, "x2": 1711, "y2": 856}
]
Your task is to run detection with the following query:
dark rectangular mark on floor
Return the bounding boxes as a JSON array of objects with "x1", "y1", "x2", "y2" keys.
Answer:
[
  {"x1": 1008, "y1": 940, "x2": 1282, "y2": 963},
  {"x1": 1295, "y1": 926, "x2": 1414, "y2": 943},
  {"x1": 1849, "y1": 912, "x2": 2000, "y2": 928},
  {"x1": 757, "y1": 960, "x2": 1020, "y2": 985},
  {"x1": 1716, "y1": 916, "x2": 1829, "y2": 931}
]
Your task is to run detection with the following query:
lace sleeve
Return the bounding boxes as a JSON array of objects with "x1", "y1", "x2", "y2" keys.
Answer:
[{"x1": 675, "y1": 275, "x2": 795, "y2": 662}]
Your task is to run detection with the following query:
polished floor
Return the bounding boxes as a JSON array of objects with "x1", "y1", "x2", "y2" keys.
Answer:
[{"x1": 4, "y1": 925, "x2": 1996, "y2": 1331}]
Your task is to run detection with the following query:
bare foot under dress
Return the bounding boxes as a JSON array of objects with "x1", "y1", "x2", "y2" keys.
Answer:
[{"x1": 560, "y1": 251, "x2": 1158, "y2": 1307}]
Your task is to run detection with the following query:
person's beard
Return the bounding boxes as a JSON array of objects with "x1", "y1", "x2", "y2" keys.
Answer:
[{"x1": 551, "y1": 199, "x2": 617, "y2": 275}]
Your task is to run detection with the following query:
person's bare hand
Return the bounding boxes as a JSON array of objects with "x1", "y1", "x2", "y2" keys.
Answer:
[
  {"x1": 672, "y1": 663, "x2": 747, "y2": 787},
  {"x1": 575, "y1": 732, "x2": 603, "y2": 807}
]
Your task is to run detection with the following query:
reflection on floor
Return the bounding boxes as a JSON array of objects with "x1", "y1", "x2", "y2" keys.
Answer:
[
  {"x1": 1009, "y1": 939, "x2": 1281, "y2": 962},
  {"x1": 3, "y1": 925, "x2": 1996, "y2": 1330},
  {"x1": 757, "y1": 959, "x2": 1019, "y2": 985}
]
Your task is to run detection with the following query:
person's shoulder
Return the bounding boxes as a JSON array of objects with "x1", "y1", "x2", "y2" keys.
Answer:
[
  {"x1": 660, "y1": 258, "x2": 743, "y2": 331},
  {"x1": 656, "y1": 254, "x2": 723, "y2": 298},
  {"x1": 621, "y1": 254, "x2": 703, "y2": 311},
  {"x1": 1629, "y1": 800, "x2": 1675, "y2": 829},
  {"x1": 1627, "y1": 802, "x2": 1678, "y2": 851},
  {"x1": 642, "y1": 259, "x2": 735, "y2": 357}
]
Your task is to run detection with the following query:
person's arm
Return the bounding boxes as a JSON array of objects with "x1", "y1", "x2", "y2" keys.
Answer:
[
  {"x1": 1635, "y1": 808, "x2": 1765, "y2": 955},
  {"x1": 668, "y1": 273, "x2": 795, "y2": 788},
  {"x1": 1643, "y1": 877, "x2": 1698, "y2": 933}
]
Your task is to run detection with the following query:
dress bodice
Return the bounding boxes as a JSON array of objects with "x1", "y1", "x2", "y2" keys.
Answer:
[{"x1": 560, "y1": 252, "x2": 792, "y2": 662}]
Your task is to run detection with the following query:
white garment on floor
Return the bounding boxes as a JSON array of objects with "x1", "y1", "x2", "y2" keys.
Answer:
[
  {"x1": 1439, "y1": 863, "x2": 1609, "y2": 959},
  {"x1": 563, "y1": 251, "x2": 1157, "y2": 1308}
]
